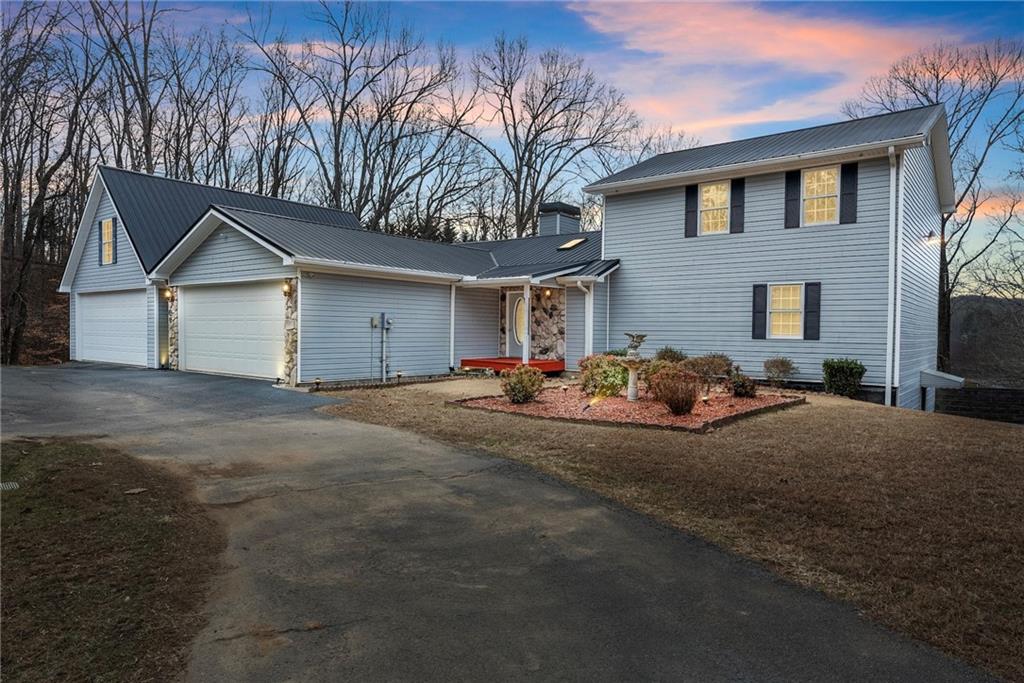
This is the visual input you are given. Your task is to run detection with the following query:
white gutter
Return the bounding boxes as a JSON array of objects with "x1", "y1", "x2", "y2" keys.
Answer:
[
  {"x1": 585, "y1": 135, "x2": 926, "y2": 196},
  {"x1": 894, "y1": 150, "x2": 908, "y2": 400},
  {"x1": 884, "y1": 146, "x2": 899, "y2": 407}
]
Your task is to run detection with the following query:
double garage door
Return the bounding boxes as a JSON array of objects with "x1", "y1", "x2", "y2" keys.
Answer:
[{"x1": 179, "y1": 281, "x2": 285, "y2": 379}]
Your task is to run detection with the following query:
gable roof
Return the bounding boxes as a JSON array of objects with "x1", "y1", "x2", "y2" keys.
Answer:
[
  {"x1": 585, "y1": 105, "x2": 954, "y2": 211},
  {"x1": 98, "y1": 166, "x2": 360, "y2": 272},
  {"x1": 151, "y1": 204, "x2": 609, "y2": 284}
]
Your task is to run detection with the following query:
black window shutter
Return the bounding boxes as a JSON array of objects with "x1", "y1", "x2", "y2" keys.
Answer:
[
  {"x1": 684, "y1": 185, "x2": 698, "y2": 237},
  {"x1": 111, "y1": 217, "x2": 118, "y2": 264},
  {"x1": 98, "y1": 220, "x2": 103, "y2": 265},
  {"x1": 804, "y1": 282, "x2": 821, "y2": 340},
  {"x1": 784, "y1": 170, "x2": 800, "y2": 228},
  {"x1": 730, "y1": 178, "x2": 745, "y2": 233},
  {"x1": 752, "y1": 284, "x2": 767, "y2": 339},
  {"x1": 839, "y1": 163, "x2": 858, "y2": 224}
]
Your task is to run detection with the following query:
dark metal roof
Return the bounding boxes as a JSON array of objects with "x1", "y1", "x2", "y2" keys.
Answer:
[
  {"x1": 214, "y1": 207, "x2": 495, "y2": 275},
  {"x1": 464, "y1": 232, "x2": 602, "y2": 266},
  {"x1": 589, "y1": 105, "x2": 944, "y2": 188},
  {"x1": 572, "y1": 259, "x2": 620, "y2": 277},
  {"x1": 100, "y1": 167, "x2": 361, "y2": 271},
  {"x1": 213, "y1": 207, "x2": 605, "y2": 280}
]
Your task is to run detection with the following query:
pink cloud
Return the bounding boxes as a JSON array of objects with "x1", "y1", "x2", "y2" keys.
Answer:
[{"x1": 571, "y1": 3, "x2": 962, "y2": 141}]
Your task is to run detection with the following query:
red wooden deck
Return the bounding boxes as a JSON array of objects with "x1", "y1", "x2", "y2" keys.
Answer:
[{"x1": 460, "y1": 357, "x2": 565, "y2": 373}]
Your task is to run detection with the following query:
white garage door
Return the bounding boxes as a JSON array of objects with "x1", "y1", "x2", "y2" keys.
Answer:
[
  {"x1": 78, "y1": 289, "x2": 148, "y2": 366},
  {"x1": 180, "y1": 281, "x2": 285, "y2": 379}
]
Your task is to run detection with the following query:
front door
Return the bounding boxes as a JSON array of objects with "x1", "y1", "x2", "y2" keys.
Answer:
[{"x1": 507, "y1": 292, "x2": 526, "y2": 358}]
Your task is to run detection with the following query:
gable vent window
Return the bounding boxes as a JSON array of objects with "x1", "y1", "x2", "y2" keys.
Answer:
[
  {"x1": 802, "y1": 166, "x2": 839, "y2": 226},
  {"x1": 699, "y1": 181, "x2": 730, "y2": 234},
  {"x1": 100, "y1": 218, "x2": 115, "y2": 265},
  {"x1": 557, "y1": 237, "x2": 586, "y2": 250}
]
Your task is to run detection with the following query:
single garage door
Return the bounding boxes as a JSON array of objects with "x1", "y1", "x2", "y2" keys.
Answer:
[
  {"x1": 78, "y1": 289, "x2": 148, "y2": 366},
  {"x1": 180, "y1": 281, "x2": 285, "y2": 379}
]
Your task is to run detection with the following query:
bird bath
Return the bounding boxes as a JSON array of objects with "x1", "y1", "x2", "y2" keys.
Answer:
[{"x1": 618, "y1": 333, "x2": 647, "y2": 402}]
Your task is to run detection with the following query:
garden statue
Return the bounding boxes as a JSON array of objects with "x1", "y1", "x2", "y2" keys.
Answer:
[{"x1": 619, "y1": 332, "x2": 647, "y2": 401}]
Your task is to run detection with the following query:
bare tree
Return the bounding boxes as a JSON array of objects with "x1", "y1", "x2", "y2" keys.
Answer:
[
  {"x1": 844, "y1": 40, "x2": 1024, "y2": 370},
  {"x1": 462, "y1": 35, "x2": 640, "y2": 237},
  {"x1": 244, "y1": 64, "x2": 304, "y2": 199},
  {"x1": 2, "y1": 1, "x2": 106, "y2": 363}
]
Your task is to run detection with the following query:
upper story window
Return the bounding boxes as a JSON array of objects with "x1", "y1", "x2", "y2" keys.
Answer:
[
  {"x1": 100, "y1": 218, "x2": 115, "y2": 265},
  {"x1": 802, "y1": 166, "x2": 839, "y2": 226},
  {"x1": 699, "y1": 181, "x2": 730, "y2": 234},
  {"x1": 769, "y1": 283, "x2": 803, "y2": 338}
]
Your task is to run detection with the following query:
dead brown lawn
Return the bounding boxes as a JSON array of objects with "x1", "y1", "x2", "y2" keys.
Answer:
[
  {"x1": 325, "y1": 380, "x2": 1024, "y2": 680},
  {"x1": 1, "y1": 439, "x2": 225, "y2": 683}
]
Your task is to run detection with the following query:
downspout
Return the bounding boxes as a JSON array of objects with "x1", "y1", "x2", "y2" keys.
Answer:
[
  {"x1": 576, "y1": 281, "x2": 593, "y2": 357},
  {"x1": 522, "y1": 283, "x2": 531, "y2": 365},
  {"x1": 449, "y1": 284, "x2": 456, "y2": 371},
  {"x1": 894, "y1": 151, "x2": 908, "y2": 405},
  {"x1": 884, "y1": 146, "x2": 898, "y2": 406}
]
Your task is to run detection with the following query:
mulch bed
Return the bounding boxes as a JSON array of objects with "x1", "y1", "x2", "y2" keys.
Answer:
[{"x1": 455, "y1": 385, "x2": 803, "y2": 432}]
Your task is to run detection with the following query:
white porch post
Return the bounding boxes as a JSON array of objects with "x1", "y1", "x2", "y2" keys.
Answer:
[
  {"x1": 449, "y1": 284, "x2": 456, "y2": 369},
  {"x1": 522, "y1": 283, "x2": 531, "y2": 365},
  {"x1": 584, "y1": 283, "x2": 594, "y2": 357}
]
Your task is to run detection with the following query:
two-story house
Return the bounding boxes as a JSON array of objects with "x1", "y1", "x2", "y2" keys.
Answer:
[{"x1": 60, "y1": 105, "x2": 953, "y2": 409}]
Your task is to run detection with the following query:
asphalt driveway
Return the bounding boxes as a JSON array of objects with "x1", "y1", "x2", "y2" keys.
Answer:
[{"x1": 1, "y1": 364, "x2": 990, "y2": 682}]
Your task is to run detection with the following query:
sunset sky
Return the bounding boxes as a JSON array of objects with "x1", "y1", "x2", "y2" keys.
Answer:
[{"x1": 177, "y1": 1, "x2": 1021, "y2": 184}]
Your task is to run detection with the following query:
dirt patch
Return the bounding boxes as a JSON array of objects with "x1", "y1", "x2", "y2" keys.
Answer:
[
  {"x1": 457, "y1": 386, "x2": 802, "y2": 431},
  {"x1": 1, "y1": 438, "x2": 226, "y2": 683},
  {"x1": 324, "y1": 382, "x2": 1024, "y2": 680}
]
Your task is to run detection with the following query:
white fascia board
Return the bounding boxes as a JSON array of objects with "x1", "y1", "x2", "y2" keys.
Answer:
[
  {"x1": 458, "y1": 276, "x2": 531, "y2": 288},
  {"x1": 584, "y1": 135, "x2": 927, "y2": 196},
  {"x1": 928, "y1": 114, "x2": 956, "y2": 213},
  {"x1": 59, "y1": 173, "x2": 146, "y2": 292},
  {"x1": 291, "y1": 256, "x2": 463, "y2": 284},
  {"x1": 150, "y1": 208, "x2": 291, "y2": 280}
]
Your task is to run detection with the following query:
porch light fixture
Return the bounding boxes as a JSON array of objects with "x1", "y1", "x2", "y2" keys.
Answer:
[
  {"x1": 282, "y1": 280, "x2": 292, "y2": 297},
  {"x1": 544, "y1": 289, "x2": 552, "y2": 297},
  {"x1": 162, "y1": 288, "x2": 173, "y2": 300}
]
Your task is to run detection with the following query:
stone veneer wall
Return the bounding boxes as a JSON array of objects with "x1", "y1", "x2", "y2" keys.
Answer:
[
  {"x1": 283, "y1": 277, "x2": 298, "y2": 385},
  {"x1": 167, "y1": 289, "x2": 179, "y2": 370},
  {"x1": 497, "y1": 286, "x2": 565, "y2": 360}
]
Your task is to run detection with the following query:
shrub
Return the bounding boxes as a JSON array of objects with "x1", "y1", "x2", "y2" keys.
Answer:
[
  {"x1": 647, "y1": 365, "x2": 701, "y2": 415},
  {"x1": 640, "y1": 358, "x2": 677, "y2": 391},
  {"x1": 822, "y1": 358, "x2": 866, "y2": 397},
  {"x1": 605, "y1": 348, "x2": 629, "y2": 357},
  {"x1": 729, "y1": 367, "x2": 757, "y2": 398},
  {"x1": 654, "y1": 346, "x2": 687, "y2": 363},
  {"x1": 763, "y1": 356, "x2": 798, "y2": 388},
  {"x1": 499, "y1": 365, "x2": 545, "y2": 403},
  {"x1": 578, "y1": 354, "x2": 628, "y2": 397},
  {"x1": 682, "y1": 353, "x2": 733, "y2": 396}
]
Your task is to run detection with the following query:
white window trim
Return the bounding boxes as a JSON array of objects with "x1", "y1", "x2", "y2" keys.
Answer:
[
  {"x1": 767, "y1": 281, "x2": 805, "y2": 340},
  {"x1": 800, "y1": 165, "x2": 840, "y2": 227},
  {"x1": 698, "y1": 180, "x2": 730, "y2": 235},
  {"x1": 100, "y1": 218, "x2": 115, "y2": 265}
]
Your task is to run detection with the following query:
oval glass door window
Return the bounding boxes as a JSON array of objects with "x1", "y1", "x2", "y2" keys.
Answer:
[{"x1": 513, "y1": 298, "x2": 526, "y2": 344}]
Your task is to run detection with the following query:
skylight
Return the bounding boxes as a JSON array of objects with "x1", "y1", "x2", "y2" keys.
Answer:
[{"x1": 557, "y1": 237, "x2": 586, "y2": 250}]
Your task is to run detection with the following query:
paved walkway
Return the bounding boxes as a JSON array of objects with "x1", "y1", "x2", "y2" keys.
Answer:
[{"x1": 1, "y1": 364, "x2": 990, "y2": 682}]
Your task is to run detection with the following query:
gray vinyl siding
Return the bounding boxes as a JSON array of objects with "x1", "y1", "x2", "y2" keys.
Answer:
[
  {"x1": 454, "y1": 288, "x2": 499, "y2": 362},
  {"x1": 299, "y1": 272, "x2": 451, "y2": 382},
  {"x1": 157, "y1": 290, "x2": 169, "y2": 367},
  {"x1": 170, "y1": 224, "x2": 293, "y2": 286},
  {"x1": 565, "y1": 280, "x2": 609, "y2": 369},
  {"x1": 68, "y1": 185, "x2": 150, "y2": 362},
  {"x1": 897, "y1": 146, "x2": 941, "y2": 409},
  {"x1": 602, "y1": 156, "x2": 893, "y2": 386}
]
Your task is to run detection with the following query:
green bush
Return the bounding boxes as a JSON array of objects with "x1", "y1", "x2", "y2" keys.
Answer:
[
  {"x1": 654, "y1": 346, "x2": 687, "y2": 362},
  {"x1": 499, "y1": 365, "x2": 545, "y2": 403},
  {"x1": 647, "y1": 365, "x2": 701, "y2": 415},
  {"x1": 578, "y1": 354, "x2": 628, "y2": 397},
  {"x1": 640, "y1": 358, "x2": 677, "y2": 391},
  {"x1": 682, "y1": 353, "x2": 733, "y2": 395},
  {"x1": 822, "y1": 358, "x2": 866, "y2": 397},
  {"x1": 605, "y1": 348, "x2": 629, "y2": 357},
  {"x1": 729, "y1": 367, "x2": 758, "y2": 398},
  {"x1": 763, "y1": 356, "x2": 798, "y2": 388}
]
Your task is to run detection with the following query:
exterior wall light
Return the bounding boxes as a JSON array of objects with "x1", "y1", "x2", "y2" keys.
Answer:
[
  {"x1": 163, "y1": 288, "x2": 174, "y2": 300},
  {"x1": 544, "y1": 289, "x2": 552, "y2": 297},
  {"x1": 282, "y1": 281, "x2": 292, "y2": 297}
]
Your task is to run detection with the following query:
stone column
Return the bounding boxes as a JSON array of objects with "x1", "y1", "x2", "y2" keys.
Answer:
[
  {"x1": 167, "y1": 288, "x2": 179, "y2": 370},
  {"x1": 283, "y1": 278, "x2": 298, "y2": 386}
]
